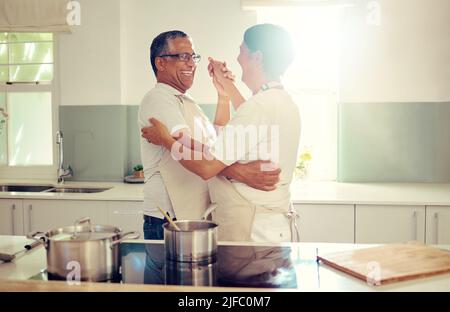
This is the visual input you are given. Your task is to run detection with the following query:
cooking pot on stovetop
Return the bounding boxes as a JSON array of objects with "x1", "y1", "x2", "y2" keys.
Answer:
[
  {"x1": 29, "y1": 217, "x2": 140, "y2": 282},
  {"x1": 164, "y1": 204, "x2": 218, "y2": 263}
]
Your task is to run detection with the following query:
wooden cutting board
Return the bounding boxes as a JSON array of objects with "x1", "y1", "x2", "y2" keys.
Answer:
[{"x1": 317, "y1": 243, "x2": 450, "y2": 286}]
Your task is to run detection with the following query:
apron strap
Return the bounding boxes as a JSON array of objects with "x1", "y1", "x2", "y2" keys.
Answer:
[{"x1": 286, "y1": 203, "x2": 300, "y2": 243}]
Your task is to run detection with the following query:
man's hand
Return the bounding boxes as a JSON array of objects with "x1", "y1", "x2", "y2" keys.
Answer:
[
  {"x1": 208, "y1": 57, "x2": 235, "y2": 81},
  {"x1": 221, "y1": 160, "x2": 281, "y2": 192},
  {"x1": 141, "y1": 117, "x2": 172, "y2": 147},
  {"x1": 208, "y1": 57, "x2": 235, "y2": 97}
]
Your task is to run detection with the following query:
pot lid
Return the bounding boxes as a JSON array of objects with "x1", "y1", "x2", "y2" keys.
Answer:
[
  {"x1": 54, "y1": 232, "x2": 119, "y2": 241},
  {"x1": 47, "y1": 225, "x2": 121, "y2": 241}
]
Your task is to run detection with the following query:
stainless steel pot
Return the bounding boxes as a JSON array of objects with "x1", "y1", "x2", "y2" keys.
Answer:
[
  {"x1": 163, "y1": 204, "x2": 218, "y2": 263},
  {"x1": 165, "y1": 259, "x2": 218, "y2": 286},
  {"x1": 29, "y1": 217, "x2": 139, "y2": 282}
]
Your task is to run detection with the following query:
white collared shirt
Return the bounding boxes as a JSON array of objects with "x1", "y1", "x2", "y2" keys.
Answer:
[
  {"x1": 138, "y1": 83, "x2": 191, "y2": 218},
  {"x1": 210, "y1": 86, "x2": 301, "y2": 209}
]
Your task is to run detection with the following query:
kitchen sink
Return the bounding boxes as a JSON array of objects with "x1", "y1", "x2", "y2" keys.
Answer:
[
  {"x1": 46, "y1": 187, "x2": 111, "y2": 193},
  {"x1": 0, "y1": 185, "x2": 54, "y2": 192}
]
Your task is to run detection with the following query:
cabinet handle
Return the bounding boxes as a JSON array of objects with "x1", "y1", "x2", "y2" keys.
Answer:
[
  {"x1": 434, "y1": 212, "x2": 439, "y2": 244},
  {"x1": 11, "y1": 204, "x2": 16, "y2": 235},
  {"x1": 28, "y1": 205, "x2": 33, "y2": 232},
  {"x1": 412, "y1": 211, "x2": 418, "y2": 241}
]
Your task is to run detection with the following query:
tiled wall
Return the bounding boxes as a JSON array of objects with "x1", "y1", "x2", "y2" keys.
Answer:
[
  {"x1": 338, "y1": 102, "x2": 450, "y2": 182},
  {"x1": 60, "y1": 104, "x2": 216, "y2": 182},
  {"x1": 61, "y1": 102, "x2": 450, "y2": 182}
]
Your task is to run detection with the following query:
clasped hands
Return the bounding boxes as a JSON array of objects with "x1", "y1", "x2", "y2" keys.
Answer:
[
  {"x1": 207, "y1": 57, "x2": 235, "y2": 97},
  {"x1": 141, "y1": 57, "x2": 235, "y2": 145}
]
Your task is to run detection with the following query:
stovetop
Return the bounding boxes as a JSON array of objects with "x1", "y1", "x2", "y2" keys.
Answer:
[
  {"x1": 30, "y1": 241, "x2": 321, "y2": 289},
  {"x1": 119, "y1": 242, "x2": 302, "y2": 288}
]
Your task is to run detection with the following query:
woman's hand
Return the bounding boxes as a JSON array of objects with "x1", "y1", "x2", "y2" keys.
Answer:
[
  {"x1": 141, "y1": 117, "x2": 172, "y2": 147},
  {"x1": 208, "y1": 57, "x2": 235, "y2": 97}
]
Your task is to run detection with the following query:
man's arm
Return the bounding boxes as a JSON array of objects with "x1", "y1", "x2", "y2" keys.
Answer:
[
  {"x1": 171, "y1": 129, "x2": 206, "y2": 153},
  {"x1": 142, "y1": 127, "x2": 281, "y2": 191},
  {"x1": 142, "y1": 120, "x2": 226, "y2": 180},
  {"x1": 221, "y1": 161, "x2": 281, "y2": 191},
  {"x1": 169, "y1": 138, "x2": 226, "y2": 180}
]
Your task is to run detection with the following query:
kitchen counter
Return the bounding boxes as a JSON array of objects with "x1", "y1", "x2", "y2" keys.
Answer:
[
  {"x1": 0, "y1": 179, "x2": 450, "y2": 206},
  {"x1": 0, "y1": 180, "x2": 143, "y2": 201},
  {"x1": 1, "y1": 236, "x2": 450, "y2": 292}
]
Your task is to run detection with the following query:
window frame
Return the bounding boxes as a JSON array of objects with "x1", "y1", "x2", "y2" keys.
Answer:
[
  {"x1": 0, "y1": 33, "x2": 59, "y2": 181},
  {"x1": 256, "y1": 6, "x2": 341, "y2": 181}
]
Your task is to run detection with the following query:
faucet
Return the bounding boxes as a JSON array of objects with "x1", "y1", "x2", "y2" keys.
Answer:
[{"x1": 56, "y1": 131, "x2": 73, "y2": 184}]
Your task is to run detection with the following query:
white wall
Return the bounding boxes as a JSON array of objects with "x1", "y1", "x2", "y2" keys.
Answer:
[
  {"x1": 59, "y1": 0, "x2": 255, "y2": 106},
  {"x1": 340, "y1": 0, "x2": 450, "y2": 103},
  {"x1": 120, "y1": 0, "x2": 256, "y2": 105},
  {"x1": 57, "y1": 0, "x2": 450, "y2": 106},
  {"x1": 59, "y1": 0, "x2": 122, "y2": 106}
]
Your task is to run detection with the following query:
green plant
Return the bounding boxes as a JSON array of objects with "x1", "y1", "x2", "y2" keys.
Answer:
[
  {"x1": 133, "y1": 164, "x2": 143, "y2": 172},
  {"x1": 0, "y1": 108, "x2": 8, "y2": 135},
  {"x1": 0, "y1": 119, "x2": 5, "y2": 135},
  {"x1": 295, "y1": 149, "x2": 312, "y2": 179}
]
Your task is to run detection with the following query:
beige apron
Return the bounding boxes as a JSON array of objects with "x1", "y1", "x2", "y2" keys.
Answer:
[
  {"x1": 208, "y1": 81, "x2": 300, "y2": 243},
  {"x1": 158, "y1": 95, "x2": 215, "y2": 220},
  {"x1": 208, "y1": 176, "x2": 300, "y2": 242}
]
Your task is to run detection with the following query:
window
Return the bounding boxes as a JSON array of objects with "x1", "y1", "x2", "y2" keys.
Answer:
[
  {"x1": 257, "y1": 7, "x2": 343, "y2": 181},
  {"x1": 0, "y1": 33, "x2": 56, "y2": 177}
]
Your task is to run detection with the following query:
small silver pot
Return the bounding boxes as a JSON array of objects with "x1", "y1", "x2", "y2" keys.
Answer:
[
  {"x1": 29, "y1": 217, "x2": 139, "y2": 282},
  {"x1": 165, "y1": 259, "x2": 218, "y2": 286},
  {"x1": 163, "y1": 204, "x2": 218, "y2": 263}
]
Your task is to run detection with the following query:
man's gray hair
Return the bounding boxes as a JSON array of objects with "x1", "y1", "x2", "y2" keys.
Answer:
[{"x1": 150, "y1": 30, "x2": 189, "y2": 76}]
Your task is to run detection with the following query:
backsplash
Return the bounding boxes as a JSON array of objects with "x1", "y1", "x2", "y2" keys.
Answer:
[
  {"x1": 338, "y1": 102, "x2": 450, "y2": 182},
  {"x1": 60, "y1": 104, "x2": 216, "y2": 182},
  {"x1": 61, "y1": 102, "x2": 450, "y2": 182}
]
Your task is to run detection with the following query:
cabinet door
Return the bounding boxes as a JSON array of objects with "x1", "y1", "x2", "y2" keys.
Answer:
[
  {"x1": 355, "y1": 205, "x2": 425, "y2": 244},
  {"x1": 23, "y1": 200, "x2": 108, "y2": 234},
  {"x1": 0, "y1": 199, "x2": 24, "y2": 235},
  {"x1": 107, "y1": 201, "x2": 144, "y2": 238},
  {"x1": 294, "y1": 204, "x2": 355, "y2": 243},
  {"x1": 426, "y1": 206, "x2": 450, "y2": 245}
]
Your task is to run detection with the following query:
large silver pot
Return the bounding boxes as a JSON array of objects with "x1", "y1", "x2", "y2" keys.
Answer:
[
  {"x1": 163, "y1": 204, "x2": 218, "y2": 263},
  {"x1": 29, "y1": 217, "x2": 139, "y2": 282}
]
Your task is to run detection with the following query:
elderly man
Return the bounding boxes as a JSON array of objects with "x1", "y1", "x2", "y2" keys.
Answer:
[
  {"x1": 139, "y1": 30, "x2": 280, "y2": 240},
  {"x1": 142, "y1": 24, "x2": 301, "y2": 243}
]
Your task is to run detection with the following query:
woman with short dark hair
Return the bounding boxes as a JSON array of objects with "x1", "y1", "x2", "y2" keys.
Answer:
[{"x1": 142, "y1": 24, "x2": 301, "y2": 242}]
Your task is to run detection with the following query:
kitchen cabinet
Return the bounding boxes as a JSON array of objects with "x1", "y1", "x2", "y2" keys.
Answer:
[
  {"x1": 0, "y1": 199, "x2": 24, "y2": 235},
  {"x1": 294, "y1": 204, "x2": 354, "y2": 243},
  {"x1": 23, "y1": 200, "x2": 108, "y2": 234},
  {"x1": 355, "y1": 205, "x2": 425, "y2": 244},
  {"x1": 107, "y1": 201, "x2": 144, "y2": 237},
  {"x1": 426, "y1": 206, "x2": 450, "y2": 245}
]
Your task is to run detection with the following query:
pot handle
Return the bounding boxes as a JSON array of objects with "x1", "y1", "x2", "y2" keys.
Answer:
[
  {"x1": 110, "y1": 231, "x2": 140, "y2": 248},
  {"x1": 202, "y1": 203, "x2": 218, "y2": 221},
  {"x1": 27, "y1": 231, "x2": 46, "y2": 240},
  {"x1": 73, "y1": 217, "x2": 91, "y2": 237},
  {"x1": 26, "y1": 231, "x2": 48, "y2": 247}
]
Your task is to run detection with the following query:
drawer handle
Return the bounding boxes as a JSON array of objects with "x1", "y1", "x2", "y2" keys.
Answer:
[
  {"x1": 11, "y1": 204, "x2": 16, "y2": 235},
  {"x1": 28, "y1": 205, "x2": 33, "y2": 232},
  {"x1": 412, "y1": 211, "x2": 418, "y2": 241},
  {"x1": 434, "y1": 212, "x2": 439, "y2": 244}
]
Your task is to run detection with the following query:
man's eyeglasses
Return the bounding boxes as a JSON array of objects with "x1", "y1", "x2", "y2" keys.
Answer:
[{"x1": 158, "y1": 53, "x2": 201, "y2": 64}]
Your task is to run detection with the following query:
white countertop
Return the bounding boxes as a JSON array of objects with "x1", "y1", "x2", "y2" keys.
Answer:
[
  {"x1": 1, "y1": 179, "x2": 450, "y2": 206},
  {"x1": 1, "y1": 236, "x2": 450, "y2": 291},
  {"x1": 0, "y1": 236, "x2": 46, "y2": 281},
  {"x1": 0, "y1": 179, "x2": 144, "y2": 201},
  {"x1": 290, "y1": 181, "x2": 450, "y2": 206}
]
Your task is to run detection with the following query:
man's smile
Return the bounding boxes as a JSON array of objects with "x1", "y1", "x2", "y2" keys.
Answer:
[{"x1": 180, "y1": 70, "x2": 194, "y2": 77}]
